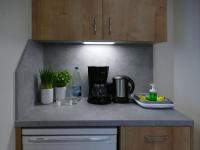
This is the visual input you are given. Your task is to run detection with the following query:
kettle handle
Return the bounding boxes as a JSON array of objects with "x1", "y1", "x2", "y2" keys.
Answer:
[{"x1": 126, "y1": 77, "x2": 135, "y2": 94}]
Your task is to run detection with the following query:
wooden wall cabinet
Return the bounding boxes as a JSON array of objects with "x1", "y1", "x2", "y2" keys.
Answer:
[
  {"x1": 32, "y1": 0, "x2": 167, "y2": 42},
  {"x1": 103, "y1": 0, "x2": 167, "y2": 42},
  {"x1": 32, "y1": 0, "x2": 103, "y2": 40},
  {"x1": 120, "y1": 127, "x2": 193, "y2": 150}
]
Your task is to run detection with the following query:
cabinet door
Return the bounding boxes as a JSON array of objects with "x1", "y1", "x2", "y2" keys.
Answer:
[
  {"x1": 32, "y1": 0, "x2": 102, "y2": 40},
  {"x1": 103, "y1": 0, "x2": 167, "y2": 42},
  {"x1": 120, "y1": 127, "x2": 192, "y2": 150}
]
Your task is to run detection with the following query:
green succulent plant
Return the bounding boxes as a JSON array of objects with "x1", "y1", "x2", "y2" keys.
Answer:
[
  {"x1": 39, "y1": 69, "x2": 54, "y2": 89},
  {"x1": 54, "y1": 70, "x2": 72, "y2": 87}
]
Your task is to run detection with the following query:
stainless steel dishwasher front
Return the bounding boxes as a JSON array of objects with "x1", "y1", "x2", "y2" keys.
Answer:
[{"x1": 22, "y1": 128, "x2": 117, "y2": 150}]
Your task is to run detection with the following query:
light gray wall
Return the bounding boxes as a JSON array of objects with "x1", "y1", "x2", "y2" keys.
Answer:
[
  {"x1": 44, "y1": 43, "x2": 153, "y2": 96},
  {"x1": 154, "y1": 0, "x2": 200, "y2": 150},
  {"x1": 153, "y1": 0, "x2": 174, "y2": 100},
  {"x1": 173, "y1": 0, "x2": 200, "y2": 149},
  {"x1": 0, "y1": 0, "x2": 31, "y2": 150}
]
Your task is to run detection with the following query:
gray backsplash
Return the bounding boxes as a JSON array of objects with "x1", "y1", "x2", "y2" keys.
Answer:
[
  {"x1": 15, "y1": 41, "x2": 153, "y2": 120},
  {"x1": 15, "y1": 40, "x2": 44, "y2": 120},
  {"x1": 43, "y1": 43, "x2": 153, "y2": 96}
]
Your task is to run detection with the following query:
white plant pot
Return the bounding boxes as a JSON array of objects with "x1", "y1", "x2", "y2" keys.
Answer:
[
  {"x1": 55, "y1": 87, "x2": 66, "y2": 101},
  {"x1": 41, "y1": 89, "x2": 54, "y2": 104}
]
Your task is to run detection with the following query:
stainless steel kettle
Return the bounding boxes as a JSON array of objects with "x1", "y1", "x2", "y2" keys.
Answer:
[{"x1": 112, "y1": 75, "x2": 135, "y2": 103}]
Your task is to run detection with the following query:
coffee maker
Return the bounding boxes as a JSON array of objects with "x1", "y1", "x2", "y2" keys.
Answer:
[{"x1": 88, "y1": 66, "x2": 112, "y2": 104}]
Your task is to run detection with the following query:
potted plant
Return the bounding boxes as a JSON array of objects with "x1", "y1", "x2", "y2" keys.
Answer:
[
  {"x1": 40, "y1": 69, "x2": 54, "y2": 104},
  {"x1": 54, "y1": 70, "x2": 71, "y2": 101}
]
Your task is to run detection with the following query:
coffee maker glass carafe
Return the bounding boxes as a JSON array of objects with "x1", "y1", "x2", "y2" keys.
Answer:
[{"x1": 88, "y1": 66, "x2": 111, "y2": 104}]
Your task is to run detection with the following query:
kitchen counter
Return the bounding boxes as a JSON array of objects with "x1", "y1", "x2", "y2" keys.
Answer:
[{"x1": 15, "y1": 97, "x2": 193, "y2": 127}]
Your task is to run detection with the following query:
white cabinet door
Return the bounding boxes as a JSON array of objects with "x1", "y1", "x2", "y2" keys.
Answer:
[{"x1": 23, "y1": 135, "x2": 116, "y2": 150}]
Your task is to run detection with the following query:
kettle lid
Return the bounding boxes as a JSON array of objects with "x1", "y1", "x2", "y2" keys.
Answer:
[{"x1": 113, "y1": 75, "x2": 128, "y2": 80}]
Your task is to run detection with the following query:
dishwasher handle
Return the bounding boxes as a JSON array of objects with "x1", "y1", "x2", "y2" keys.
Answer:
[{"x1": 27, "y1": 136, "x2": 111, "y2": 144}]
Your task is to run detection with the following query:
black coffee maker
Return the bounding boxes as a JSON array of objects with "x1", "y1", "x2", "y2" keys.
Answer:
[{"x1": 88, "y1": 66, "x2": 112, "y2": 104}]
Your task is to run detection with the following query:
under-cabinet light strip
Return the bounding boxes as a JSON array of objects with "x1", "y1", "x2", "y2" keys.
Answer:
[{"x1": 83, "y1": 42, "x2": 115, "y2": 45}]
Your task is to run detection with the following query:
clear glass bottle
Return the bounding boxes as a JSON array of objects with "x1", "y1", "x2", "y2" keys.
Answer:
[{"x1": 71, "y1": 67, "x2": 82, "y2": 103}]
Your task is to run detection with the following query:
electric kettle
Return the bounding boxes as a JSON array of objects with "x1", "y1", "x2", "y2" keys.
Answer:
[{"x1": 112, "y1": 75, "x2": 135, "y2": 103}]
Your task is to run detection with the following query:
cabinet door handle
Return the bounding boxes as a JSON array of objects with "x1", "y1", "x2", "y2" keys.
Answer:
[
  {"x1": 93, "y1": 17, "x2": 97, "y2": 35},
  {"x1": 108, "y1": 17, "x2": 112, "y2": 35},
  {"x1": 144, "y1": 135, "x2": 169, "y2": 142},
  {"x1": 27, "y1": 136, "x2": 111, "y2": 143}
]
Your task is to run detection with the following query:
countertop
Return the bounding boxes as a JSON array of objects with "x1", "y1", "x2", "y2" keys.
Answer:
[{"x1": 15, "y1": 97, "x2": 193, "y2": 127}]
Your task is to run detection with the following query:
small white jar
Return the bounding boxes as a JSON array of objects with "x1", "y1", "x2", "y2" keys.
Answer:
[
  {"x1": 41, "y1": 89, "x2": 54, "y2": 104},
  {"x1": 55, "y1": 87, "x2": 66, "y2": 101}
]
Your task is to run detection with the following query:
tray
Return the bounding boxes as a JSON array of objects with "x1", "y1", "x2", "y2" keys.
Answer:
[{"x1": 131, "y1": 93, "x2": 174, "y2": 109}]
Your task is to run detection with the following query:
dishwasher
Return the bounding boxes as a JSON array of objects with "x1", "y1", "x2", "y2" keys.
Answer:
[{"x1": 22, "y1": 128, "x2": 117, "y2": 150}]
